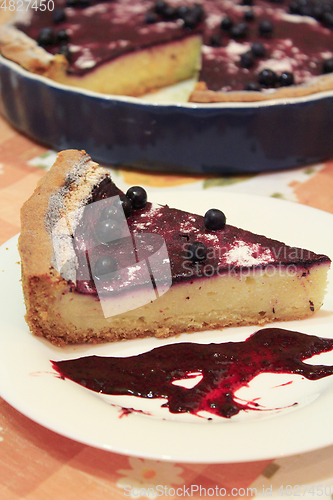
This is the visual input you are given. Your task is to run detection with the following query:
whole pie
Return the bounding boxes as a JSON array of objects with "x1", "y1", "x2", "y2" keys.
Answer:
[
  {"x1": 1, "y1": 0, "x2": 333, "y2": 101},
  {"x1": 18, "y1": 149, "x2": 331, "y2": 346}
]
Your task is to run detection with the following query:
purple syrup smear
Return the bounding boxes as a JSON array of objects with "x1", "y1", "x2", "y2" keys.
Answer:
[{"x1": 52, "y1": 328, "x2": 333, "y2": 419}]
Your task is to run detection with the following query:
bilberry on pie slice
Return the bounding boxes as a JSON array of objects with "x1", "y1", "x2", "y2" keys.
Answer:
[{"x1": 18, "y1": 150, "x2": 331, "y2": 346}]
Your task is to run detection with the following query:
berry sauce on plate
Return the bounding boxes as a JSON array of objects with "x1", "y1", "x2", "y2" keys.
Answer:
[{"x1": 52, "y1": 328, "x2": 333, "y2": 418}]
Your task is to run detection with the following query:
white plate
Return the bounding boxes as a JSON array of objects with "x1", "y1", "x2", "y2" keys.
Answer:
[{"x1": 1, "y1": 192, "x2": 333, "y2": 463}]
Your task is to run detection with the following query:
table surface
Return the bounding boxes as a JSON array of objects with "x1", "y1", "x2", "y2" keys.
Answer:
[{"x1": 1, "y1": 19, "x2": 333, "y2": 498}]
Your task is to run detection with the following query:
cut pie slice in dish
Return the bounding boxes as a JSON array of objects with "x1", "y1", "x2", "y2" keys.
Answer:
[{"x1": 18, "y1": 150, "x2": 331, "y2": 346}]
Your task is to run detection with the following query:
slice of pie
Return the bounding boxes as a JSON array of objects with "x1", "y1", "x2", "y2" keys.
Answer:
[{"x1": 18, "y1": 149, "x2": 331, "y2": 346}]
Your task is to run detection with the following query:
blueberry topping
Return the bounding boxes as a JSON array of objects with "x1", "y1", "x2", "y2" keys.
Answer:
[
  {"x1": 66, "y1": 0, "x2": 90, "y2": 6},
  {"x1": 58, "y1": 44, "x2": 72, "y2": 62},
  {"x1": 176, "y1": 5, "x2": 190, "y2": 18},
  {"x1": 145, "y1": 12, "x2": 159, "y2": 23},
  {"x1": 96, "y1": 219, "x2": 122, "y2": 244},
  {"x1": 120, "y1": 195, "x2": 133, "y2": 218},
  {"x1": 37, "y1": 27, "x2": 55, "y2": 46},
  {"x1": 279, "y1": 71, "x2": 294, "y2": 86},
  {"x1": 77, "y1": 0, "x2": 91, "y2": 7},
  {"x1": 244, "y1": 8, "x2": 255, "y2": 21},
  {"x1": 323, "y1": 11, "x2": 333, "y2": 27},
  {"x1": 259, "y1": 19, "x2": 274, "y2": 36},
  {"x1": 126, "y1": 186, "x2": 147, "y2": 209},
  {"x1": 210, "y1": 33, "x2": 222, "y2": 47},
  {"x1": 52, "y1": 8, "x2": 66, "y2": 24},
  {"x1": 101, "y1": 204, "x2": 123, "y2": 221},
  {"x1": 220, "y1": 16, "x2": 233, "y2": 31},
  {"x1": 251, "y1": 41, "x2": 266, "y2": 58},
  {"x1": 245, "y1": 81, "x2": 262, "y2": 91},
  {"x1": 182, "y1": 4, "x2": 204, "y2": 28},
  {"x1": 288, "y1": 0, "x2": 333, "y2": 26},
  {"x1": 323, "y1": 57, "x2": 333, "y2": 74},
  {"x1": 56, "y1": 29, "x2": 69, "y2": 43},
  {"x1": 94, "y1": 255, "x2": 117, "y2": 278},
  {"x1": 312, "y1": 4, "x2": 325, "y2": 20},
  {"x1": 188, "y1": 241, "x2": 207, "y2": 262},
  {"x1": 258, "y1": 68, "x2": 277, "y2": 87},
  {"x1": 191, "y1": 4, "x2": 205, "y2": 22},
  {"x1": 240, "y1": 51, "x2": 255, "y2": 68},
  {"x1": 289, "y1": 1, "x2": 300, "y2": 13},
  {"x1": 154, "y1": 0, "x2": 168, "y2": 15},
  {"x1": 230, "y1": 22, "x2": 249, "y2": 39},
  {"x1": 162, "y1": 5, "x2": 178, "y2": 19},
  {"x1": 204, "y1": 209, "x2": 226, "y2": 231}
]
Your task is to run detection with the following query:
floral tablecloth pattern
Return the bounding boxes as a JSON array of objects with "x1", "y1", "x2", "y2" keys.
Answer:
[{"x1": 1, "y1": 102, "x2": 333, "y2": 499}]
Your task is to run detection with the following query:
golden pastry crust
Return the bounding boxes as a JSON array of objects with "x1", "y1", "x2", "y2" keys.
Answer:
[
  {"x1": 189, "y1": 74, "x2": 333, "y2": 103},
  {"x1": 0, "y1": 24, "x2": 67, "y2": 76},
  {"x1": 18, "y1": 149, "x2": 106, "y2": 345}
]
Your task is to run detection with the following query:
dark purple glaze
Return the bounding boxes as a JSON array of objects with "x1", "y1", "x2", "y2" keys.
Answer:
[
  {"x1": 200, "y1": 0, "x2": 333, "y2": 92},
  {"x1": 52, "y1": 328, "x2": 333, "y2": 418},
  {"x1": 73, "y1": 175, "x2": 330, "y2": 295}
]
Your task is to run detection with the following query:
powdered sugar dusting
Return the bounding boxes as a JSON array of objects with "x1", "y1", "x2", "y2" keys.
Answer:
[{"x1": 224, "y1": 241, "x2": 275, "y2": 267}]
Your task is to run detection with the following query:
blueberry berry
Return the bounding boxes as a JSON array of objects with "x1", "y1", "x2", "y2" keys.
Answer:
[
  {"x1": 162, "y1": 5, "x2": 178, "y2": 19},
  {"x1": 323, "y1": 11, "x2": 333, "y2": 27},
  {"x1": 204, "y1": 209, "x2": 226, "y2": 231},
  {"x1": 37, "y1": 27, "x2": 55, "y2": 46},
  {"x1": 251, "y1": 41, "x2": 266, "y2": 58},
  {"x1": 240, "y1": 51, "x2": 255, "y2": 68},
  {"x1": 56, "y1": 29, "x2": 69, "y2": 43},
  {"x1": 220, "y1": 16, "x2": 233, "y2": 31},
  {"x1": 101, "y1": 204, "x2": 123, "y2": 221},
  {"x1": 230, "y1": 22, "x2": 248, "y2": 39},
  {"x1": 210, "y1": 33, "x2": 222, "y2": 47},
  {"x1": 78, "y1": 0, "x2": 91, "y2": 7},
  {"x1": 96, "y1": 219, "x2": 122, "y2": 244},
  {"x1": 279, "y1": 71, "x2": 294, "y2": 86},
  {"x1": 244, "y1": 8, "x2": 255, "y2": 21},
  {"x1": 289, "y1": 0, "x2": 300, "y2": 14},
  {"x1": 52, "y1": 8, "x2": 66, "y2": 23},
  {"x1": 58, "y1": 44, "x2": 72, "y2": 62},
  {"x1": 120, "y1": 195, "x2": 133, "y2": 218},
  {"x1": 145, "y1": 12, "x2": 158, "y2": 23},
  {"x1": 259, "y1": 19, "x2": 274, "y2": 36},
  {"x1": 154, "y1": 0, "x2": 168, "y2": 15},
  {"x1": 188, "y1": 241, "x2": 207, "y2": 262},
  {"x1": 258, "y1": 68, "x2": 277, "y2": 87},
  {"x1": 94, "y1": 255, "x2": 117, "y2": 278},
  {"x1": 126, "y1": 186, "x2": 147, "y2": 209},
  {"x1": 323, "y1": 57, "x2": 333, "y2": 74},
  {"x1": 182, "y1": 4, "x2": 204, "y2": 29},
  {"x1": 176, "y1": 5, "x2": 190, "y2": 19}
]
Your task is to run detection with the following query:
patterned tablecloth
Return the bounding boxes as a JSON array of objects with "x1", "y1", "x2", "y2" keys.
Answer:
[{"x1": 1, "y1": 72, "x2": 333, "y2": 498}]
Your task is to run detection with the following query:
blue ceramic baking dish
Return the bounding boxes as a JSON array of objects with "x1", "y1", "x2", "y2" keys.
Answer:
[{"x1": 1, "y1": 54, "x2": 333, "y2": 175}]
